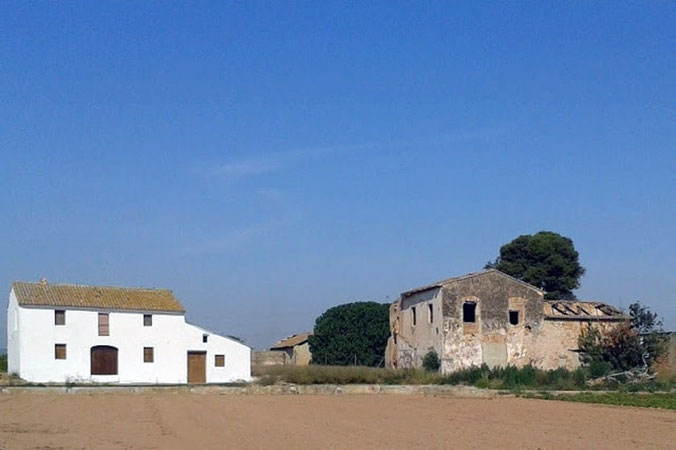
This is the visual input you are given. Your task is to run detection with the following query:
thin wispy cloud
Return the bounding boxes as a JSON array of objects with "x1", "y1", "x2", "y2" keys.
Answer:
[
  {"x1": 206, "y1": 127, "x2": 510, "y2": 182},
  {"x1": 208, "y1": 160, "x2": 279, "y2": 181},
  {"x1": 205, "y1": 142, "x2": 375, "y2": 182}
]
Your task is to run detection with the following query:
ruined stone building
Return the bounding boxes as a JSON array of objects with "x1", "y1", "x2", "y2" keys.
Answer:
[{"x1": 385, "y1": 269, "x2": 629, "y2": 373}]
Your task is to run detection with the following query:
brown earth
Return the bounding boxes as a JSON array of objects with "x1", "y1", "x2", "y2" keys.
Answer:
[{"x1": 0, "y1": 393, "x2": 674, "y2": 449}]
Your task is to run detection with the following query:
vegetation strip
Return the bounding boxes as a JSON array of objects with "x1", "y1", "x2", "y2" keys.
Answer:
[
  {"x1": 520, "y1": 392, "x2": 676, "y2": 410},
  {"x1": 253, "y1": 364, "x2": 675, "y2": 391}
]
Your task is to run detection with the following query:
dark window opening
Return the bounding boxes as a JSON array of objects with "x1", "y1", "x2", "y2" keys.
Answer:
[
  {"x1": 412, "y1": 307, "x2": 417, "y2": 326},
  {"x1": 55, "y1": 344, "x2": 66, "y2": 360},
  {"x1": 143, "y1": 314, "x2": 152, "y2": 326},
  {"x1": 91, "y1": 345, "x2": 118, "y2": 375},
  {"x1": 202, "y1": 334, "x2": 209, "y2": 343},
  {"x1": 509, "y1": 310, "x2": 520, "y2": 325},
  {"x1": 463, "y1": 302, "x2": 477, "y2": 323},
  {"x1": 144, "y1": 347, "x2": 154, "y2": 363},
  {"x1": 428, "y1": 304, "x2": 434, "y2": 323},
  {"x1": 55, "y1": 310, "x2": 65, "y2": 326},
  {"x1": 215, "y1": 354, "x2": 225, "y2": 367}
]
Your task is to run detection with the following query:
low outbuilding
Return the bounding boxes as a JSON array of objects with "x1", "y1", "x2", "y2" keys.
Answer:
[{"x1": 268, "y1": 332, "x2": 313, "y2": 365}]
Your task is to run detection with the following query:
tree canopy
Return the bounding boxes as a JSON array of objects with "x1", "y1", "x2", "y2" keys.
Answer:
[
  {"x1": 308, "y1": 301, "x2": 390, "y2": 366},
  {"x1": 486, "y1": 231, "x2": 585, "y2": 299},
  {"x1": 578, "y1": 301, "x2": 666, "y2": 374}
]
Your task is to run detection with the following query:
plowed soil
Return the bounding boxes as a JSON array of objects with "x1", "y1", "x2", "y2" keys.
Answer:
[{"x1": 0, "y1": 393, "x2": 674, "y2": 449}]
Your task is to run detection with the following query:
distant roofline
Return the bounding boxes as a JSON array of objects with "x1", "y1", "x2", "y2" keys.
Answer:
[
  {"x1": 400, "y1": 269, "x2": 545, "y2": 297},
  {"x1": 270, "y1": 332, "x2": 312, "y2": 349}
]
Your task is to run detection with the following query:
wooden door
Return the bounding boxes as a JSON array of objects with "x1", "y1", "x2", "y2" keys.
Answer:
[
  {"x1": 187, "y1": 351, "x2": 206, "y2": 383},
  {"x1": 91, "y1": 346, "x2": 118, "y2": 375}
]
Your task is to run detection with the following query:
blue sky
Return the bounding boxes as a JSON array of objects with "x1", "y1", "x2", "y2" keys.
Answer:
[{"x1": 1, "y1": 2, "x2": 674, "y2": 349}]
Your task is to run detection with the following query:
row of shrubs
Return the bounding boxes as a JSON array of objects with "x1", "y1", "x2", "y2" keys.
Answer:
[
  {"x1": 0, "y1": 354, "x2": 6, "y2": 373},
  {"x1": 253, "y1": 363, "x2": 672, "y2": 391}
]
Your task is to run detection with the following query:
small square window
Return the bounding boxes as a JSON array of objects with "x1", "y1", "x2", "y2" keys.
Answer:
[
  {"x1": 463, "y1": 302, "x2": 476, "y2": 323},
  {"x1": 143, "y1": 314, "x2": 152, "y2": 327},
  {"x1": 55, "y1": 310, "x2": 65, "y2": 326},
  {"x1": 215, "y1": 354, "x2": 225, "y2": 367},
  {"x1": 509, "y1": 310, "x2": 519, "y2": 326},
  {"x1": 202, "y1": 334, "x2": 209, "y2": 343},
  {"x1": 144, "y1": 347, "x2": 154, "y2": 363},
  {"x1": 55, "y1": 344, "x2": 66, "y2": 360}
]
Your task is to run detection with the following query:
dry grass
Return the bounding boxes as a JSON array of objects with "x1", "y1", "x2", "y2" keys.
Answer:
[
  {"x1": 253, "y1": 364, "x2": 442, "y2": 385},
  {"x1": 253, "y1": 364, "x2": 676, "y2": 392}
]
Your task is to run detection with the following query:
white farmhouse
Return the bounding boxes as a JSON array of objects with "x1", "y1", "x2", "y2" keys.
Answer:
[{"x1": 6, "y1": 279, "x2": 251, "y2": 384}]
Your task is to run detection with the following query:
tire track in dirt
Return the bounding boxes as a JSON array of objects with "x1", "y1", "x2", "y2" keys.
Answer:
[{"x1": 143, "y1": 395, "x2": 174, "y2": 438}]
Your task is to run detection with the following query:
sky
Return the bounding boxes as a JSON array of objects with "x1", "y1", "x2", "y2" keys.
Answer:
[{"x1": 1, "y1": 2, "x2": 674, "y2": 349}]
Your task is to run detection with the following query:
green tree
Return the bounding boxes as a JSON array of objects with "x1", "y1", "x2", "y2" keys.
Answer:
[
  {"x1": 309, "y1": 302, "x2": 390, "y2": 366},
  {"x1": 578, "y1": 301, "x2": 666, "y2": 373},
  {"x1": 486, "y1": 231, "x2": 585, "y2": 299}
]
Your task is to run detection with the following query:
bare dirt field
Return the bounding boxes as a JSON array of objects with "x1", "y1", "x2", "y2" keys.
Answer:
[{"x1": 0, "y1": 393, "x2": 674, "y2": 449}]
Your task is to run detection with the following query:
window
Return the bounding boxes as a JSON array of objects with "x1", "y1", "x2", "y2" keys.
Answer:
[
  {"x1": 91, "y1": 346, "x2": 118, "y2": 375},
  {"x1": 143, "y1": 314, "x2": 152, "y2": 327},
  {"x1": 55, "y1": 344, "x2": 66, "y2": 360},
  {"x1": 202, "y1": 334, "x2": 209, "y2": 343},
  {"x1": 509, "y1": 310, "x2": 519, "y2": 325},
  {"x1": 98, "y1": 313, "x2": 109, "y2": 336},
  {"x1": 144, "y1": 347, "x2": 154, "y2": 363},
  {"x1": 215, "y1": 354, "x2": 225, "y2": 367},
  {"x1": 412, "y1": 306, "x2": 417, "y2": 326},
  {"x1": 428, "y1": 304, "x2": 434, "y2": 323},
  {"x1": 55, "y1": 310, "x2": 65, "y2": 326},
  {"x1": 463, "y1": 302, "x2": 476, "y2": 323}
]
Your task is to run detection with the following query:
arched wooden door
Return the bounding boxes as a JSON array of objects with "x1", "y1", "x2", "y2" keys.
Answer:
[{"x1": 91, "y1": 345, "x2": 118, "y2": 375}]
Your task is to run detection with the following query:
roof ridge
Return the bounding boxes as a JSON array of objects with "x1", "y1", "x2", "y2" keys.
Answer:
[
  {"x1": 13, "y1": 280, "x2": 171, "y2": 292},
  {"x1": 11, "y1": 281, "x2": 184, "y2": 313},
  {"x1": 401, "y1": 269, "x2": 544, "y2": 297}
]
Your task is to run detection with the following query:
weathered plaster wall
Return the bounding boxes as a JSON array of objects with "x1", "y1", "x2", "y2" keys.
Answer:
[
  {"x1": 252, "y1": 350, "x2": 288, "y2": 366},
  {"x1": 292, "y1": 342, "x2": 312, "y2": 366},
  {"x1": 654, "y1": 333, "x2": 675, "y2": 377},
  {"x1": 385, "y1": 288, "x2": 442, "y2": 369},
  {"x1": 440, "y1": 271, "x2": 543, "y2": 373},
  {"x1": 533, "y1": 320, "x2": 621, "y2": 370}
]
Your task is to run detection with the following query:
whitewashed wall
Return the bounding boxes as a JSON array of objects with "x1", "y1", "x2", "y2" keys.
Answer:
[
  {"x1": 7, "y1": 290, "x2": 20, "y2": 374},
  {"x1": 7, "y1": 288, "x2": 251, "y2": 384}
]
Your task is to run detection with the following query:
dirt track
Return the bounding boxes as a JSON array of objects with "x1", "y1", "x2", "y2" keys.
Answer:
[{"x1": 0, "y1": 393, "x2": 674, "y2": 449}]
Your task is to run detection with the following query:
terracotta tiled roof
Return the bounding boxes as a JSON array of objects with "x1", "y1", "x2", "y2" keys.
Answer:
[
  {"x1": 270, "y1": 332, "x2": 311, "y2": 349},
  {"x1": 544, "y1": 300, "x2": 629, "y2": 321},
  {"x1": 11, "y1": 281, "x2": 185, "y2": 313}
]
